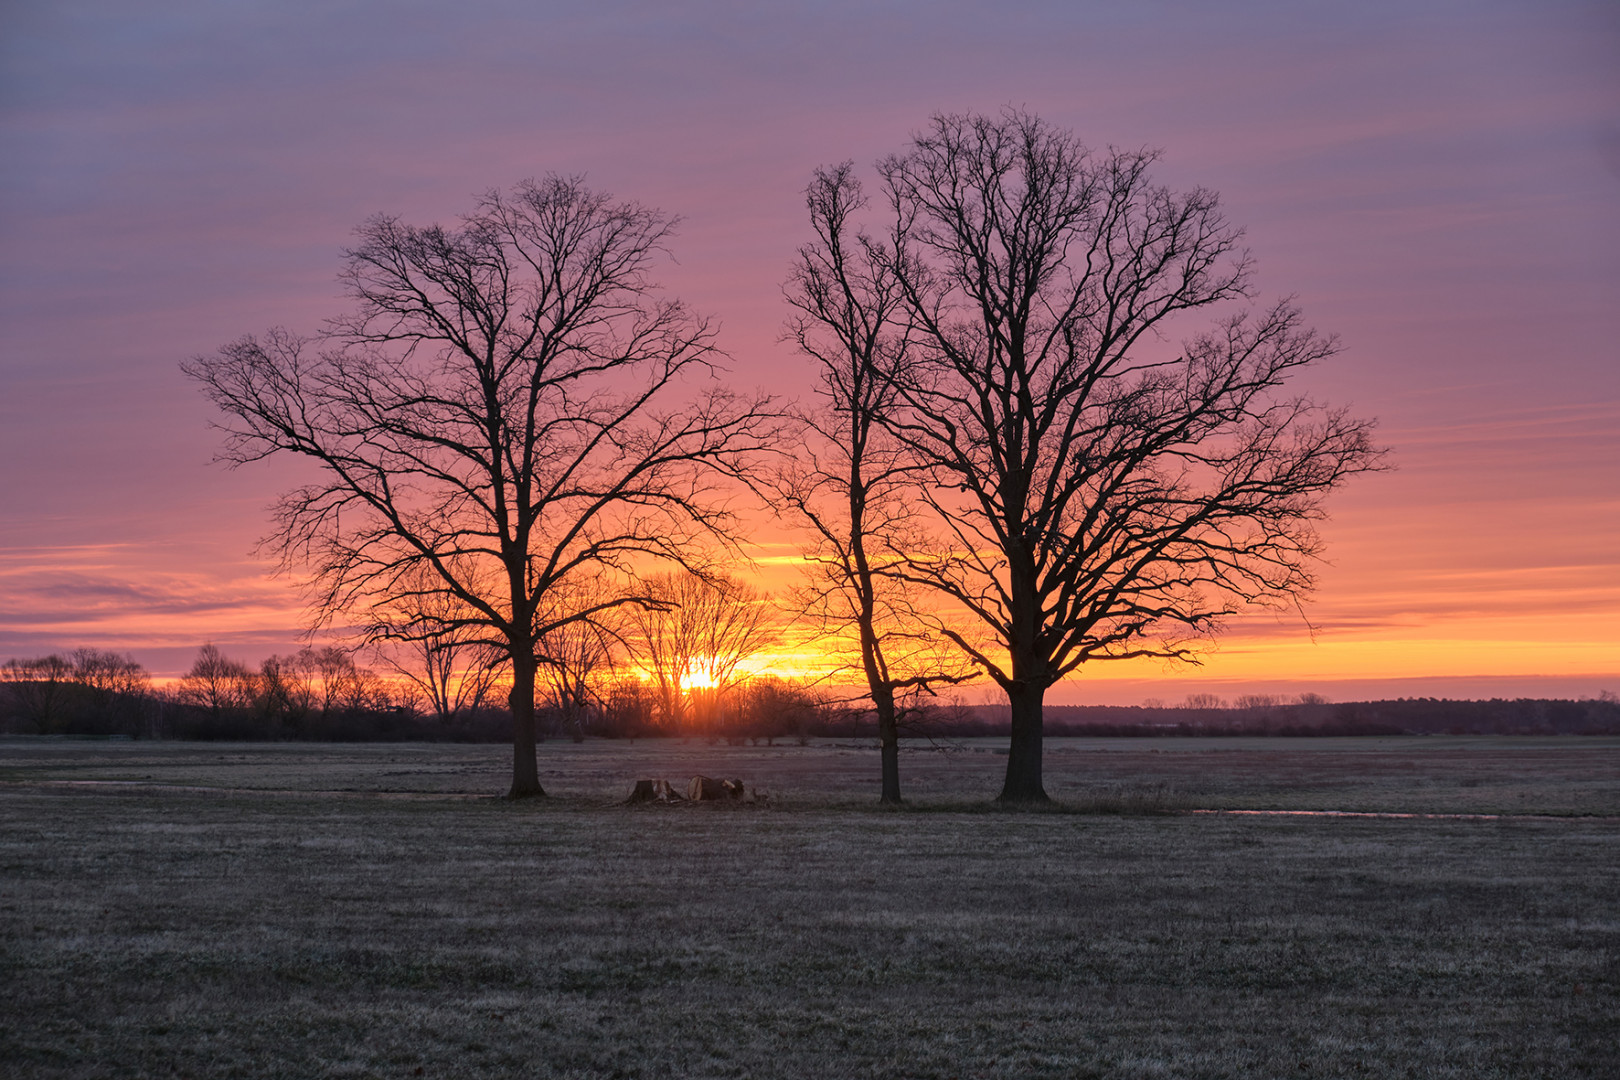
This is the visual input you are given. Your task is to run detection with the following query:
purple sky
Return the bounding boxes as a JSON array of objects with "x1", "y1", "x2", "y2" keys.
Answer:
[{"x1": 2, "y1": 1, "x2": 1616, "y2": 700}]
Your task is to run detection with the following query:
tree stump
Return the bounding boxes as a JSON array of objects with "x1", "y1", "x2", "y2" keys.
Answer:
[
  {"x1": 626, "y1": 778, "x2": 686, "y2": 804},
  {"x1": 688, "y1": 775, "x2": 745, "y2": 801}
]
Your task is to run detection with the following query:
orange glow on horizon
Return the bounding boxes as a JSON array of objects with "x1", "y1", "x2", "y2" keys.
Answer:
[{"x1": 5, "y1": 522, "x2": 1615, "y2": 703}]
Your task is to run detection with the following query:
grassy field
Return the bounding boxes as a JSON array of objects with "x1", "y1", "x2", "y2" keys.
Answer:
[{"x1": 2, "y1": 737, "x2": 1617, "y2": 1078}]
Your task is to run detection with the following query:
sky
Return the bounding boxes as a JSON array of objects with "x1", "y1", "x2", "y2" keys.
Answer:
[{"x1": 1, "y1": 0, "x2": 1616, "y2": 704}]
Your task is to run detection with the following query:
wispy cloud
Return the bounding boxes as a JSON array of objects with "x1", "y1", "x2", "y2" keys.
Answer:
[{"x1": 0, "y1": 542, "x2": 305, "y2": 651}]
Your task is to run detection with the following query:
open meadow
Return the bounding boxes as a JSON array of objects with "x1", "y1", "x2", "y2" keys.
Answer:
[{"x1": 2, "y1": 736, "x2": 1617, "y2": 1078}]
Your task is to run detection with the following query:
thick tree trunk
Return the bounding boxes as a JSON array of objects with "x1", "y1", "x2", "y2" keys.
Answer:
[
  {"x1": 999, "y1": 550, "x2": 1050, "y2": 803},
  {"x1": 508, "y1": 657, "x2": 545, "y2": 799},
  {"x1": 873, "y1": 686, "x2": 901, "y2": 805},
  {"x1": 997, "y1": 681, "x2": 1049, "y2": 803}
]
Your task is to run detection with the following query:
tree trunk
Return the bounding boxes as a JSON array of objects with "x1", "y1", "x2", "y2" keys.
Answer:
[
  {"x1": 873, "y1": 686, "x2": 901, "y2": 805},
  {"x1": 997, "y1": 681, "x2": 1049, "y2": 803},
  {"x1": 508, "y1": 657, "x2": 545, "y2": 799}
]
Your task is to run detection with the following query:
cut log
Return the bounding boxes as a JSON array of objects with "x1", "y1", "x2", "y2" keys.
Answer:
[
  {"x1": 626, "y1": 778, "x2": 687, "y2": 804},
  {"x1": 688, "y1": 775, "x2": 745, "y2": 801}
]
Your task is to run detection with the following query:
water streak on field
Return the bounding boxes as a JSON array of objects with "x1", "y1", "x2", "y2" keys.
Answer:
[{"x1": 1194, "y1": 807, "x2": 1620, "y2": 821}]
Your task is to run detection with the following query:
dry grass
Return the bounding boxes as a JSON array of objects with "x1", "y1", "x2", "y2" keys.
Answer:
[
  {"x1": 4, "y1": 734, "x2": 1619, "y2": 815},
  {"x1": 2, "y1": 737, "x2": 1616, "y2": 1078}
]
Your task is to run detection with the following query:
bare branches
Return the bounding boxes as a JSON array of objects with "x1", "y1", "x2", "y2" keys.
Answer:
[
  {"x1": 184, "y1": 176, "x2": 774, "y2": 797},
  {"x1": 853, "y1": 110, "x2": 1385, "y2": 801},
  {"x1": 621, "y1": 571, "x2": 778, "y2": 733}
]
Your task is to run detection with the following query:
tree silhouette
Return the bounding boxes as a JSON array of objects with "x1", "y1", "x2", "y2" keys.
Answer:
[
  {"x1": 177, "y1": 644, "x2": 255, "y2": 721},
  {"x1": 622, "y1": 571, "x2": 776, "y2": 734},
  {"x1": 536, "y1": 580, "x2": 619, "y2": 740},
  {"x1": 371, "y1": 565, "x2": 503, "y2": 725},
  {"x1": 873, "y1": 111, "x2": 1382, "y2": 801},
  {"x1": 778, "y1": 162, "x2": 973, "y2": 803},
  {"x1": 185, "y1": 177, "x2": 773, "y2": 796},
  {"x1": 0, "y1": 655, "x2": 74, "y2": 734}
]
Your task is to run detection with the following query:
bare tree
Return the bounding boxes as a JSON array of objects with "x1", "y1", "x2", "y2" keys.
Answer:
[
  {"x1": 777, "y1": 163, "x2": 973, "y2": 803},
  {"x1": 623, "y1": 571, "x2": 776, "y2": 734},
  {"x1": 537, "y1": 611, "x2": 615, "y2": 741},
  {"x1": 596, "y1": 675, "x2": 658, "y2": 738},
  {"x1": 177, "y1": 644, "x2": 257, "y2": 721},
  {"x1": 371, "y1": 564, "x2": 504, "y2": 725},
  {"x1": 300, "y1": 645, "x2": 367, "y2": 718},
  {"x1": 872, "y1": 111, "x2": 1382, "y2": 801},
  {"x1": 0, "y1": 655, "x2": 74, "y2": 734},
  {"x1": 184, "y1": 176, "x2": 773, "y2": 796},
  {"x1": 255, "y1": 653, "x2": 312, "y2": 728},
  {"x1": 70, "y1": 649, "x2": 148, "y2": 700},
  {"x1": 70, "y1": 648, "x2": 151, "y2": 733},
  {"x1": 405, "y1": 629, "x2": 503, "y2": 726}
]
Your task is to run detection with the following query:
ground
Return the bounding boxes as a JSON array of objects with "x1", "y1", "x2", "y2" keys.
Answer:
[{"x1": 2, "y1": 737, "x2": 1616, "y2": 1078}]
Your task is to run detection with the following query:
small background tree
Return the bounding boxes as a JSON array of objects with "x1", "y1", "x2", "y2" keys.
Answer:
[
  {"x1": 622, "y1": 571, "x2": 777, "y2": 736},
  {"x1": 177, "y1": 644, "x2": 257, "y2": 724}
]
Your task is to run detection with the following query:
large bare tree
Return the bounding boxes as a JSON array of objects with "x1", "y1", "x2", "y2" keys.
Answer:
[
  {"x1": 184, "y1": 176, "x2": 772, "y2": 797},
  {"x1": 872, "y1": 112, "x2": 1381, "y2": 801},
  {"x1": 778, "y1": 163, "x2": 972, "y2": 803}
]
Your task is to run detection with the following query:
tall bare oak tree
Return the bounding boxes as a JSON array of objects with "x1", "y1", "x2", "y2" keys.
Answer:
[
  {"x1": 185, "y1": 176, "x2": 771, "y2": 797},
  {"x1": 874, "y1": 112, "x2": 1381, "y2": 801}
]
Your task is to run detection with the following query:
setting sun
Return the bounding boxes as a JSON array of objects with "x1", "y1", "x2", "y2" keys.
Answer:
[{"x1": 679, "y1": 669, "x2": 717, "y2": 692}]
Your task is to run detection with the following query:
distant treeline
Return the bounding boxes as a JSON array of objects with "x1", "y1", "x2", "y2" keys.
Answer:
[
  {"x1": 918, "y1": 697, "x2": 1620, "y2": 738},
  {"x1": 0, "y1": 648, "x2": 506, "y2": 742},
  {"x1": 0, "y1": 646, "x2": 827, "y2": 744},
  {"x1": 3, "y1": 648, "x2": 1616, "y2": 740}
]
